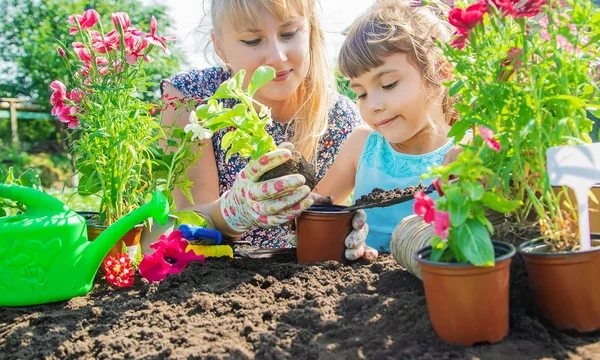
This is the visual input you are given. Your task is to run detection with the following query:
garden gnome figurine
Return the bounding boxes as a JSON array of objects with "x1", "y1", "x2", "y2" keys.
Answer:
[{"x1": 546, "y1": 143, "x2": 600, "y2": 250}]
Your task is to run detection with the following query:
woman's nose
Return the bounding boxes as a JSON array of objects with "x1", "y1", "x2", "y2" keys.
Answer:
[{"x1": 264, "y1": 39, "x2": 287, "y2": 67}]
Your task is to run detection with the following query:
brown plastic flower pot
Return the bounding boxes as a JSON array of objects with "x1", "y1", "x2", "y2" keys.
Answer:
[
  {"x1": 84, "y1": 213, "x2": 144, "y2": 272},
  {"x1": 295, "y1": 204, "x2": 353, "y2": 264},
  {"x1": 518, "y1": 239, "x2": 600, "y2": 332},
  {"x1": 414, "y1": 241, "x2": 516, "y2": 346}
]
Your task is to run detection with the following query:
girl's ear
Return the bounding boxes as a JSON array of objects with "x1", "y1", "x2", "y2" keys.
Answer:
[{"x1": 212, "y1": 32, "x2": 228, "y2": 64}]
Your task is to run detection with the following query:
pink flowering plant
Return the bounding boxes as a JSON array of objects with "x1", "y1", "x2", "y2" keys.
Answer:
[
  {"x1": 416, "y1": 0, "x2": 600, "y2": 255},
  {"x1": 415, "y1": 144, "x2": 521, "y2": 265},
  {"x1": 49, "y1": 9, "x2": 208, "y2": 224},
  {"x1": 138, "y1": 230, "x2": 204, "y2": 283}
]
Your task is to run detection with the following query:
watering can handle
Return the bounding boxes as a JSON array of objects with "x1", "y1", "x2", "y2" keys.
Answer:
[{"x1": 0, "y1": 184, "x2": 67, "y2": 214}]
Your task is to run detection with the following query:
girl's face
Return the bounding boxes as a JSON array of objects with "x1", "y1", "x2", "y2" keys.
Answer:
[
  {"x1": 350, "y1": 52, "x2": 443, "y2": 148},
  {"x1": 213, "y1": 7, "x2": 311, "y2": 105}
]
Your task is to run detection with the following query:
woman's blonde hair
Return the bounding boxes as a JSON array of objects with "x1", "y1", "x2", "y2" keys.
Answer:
[
  {"x1": 209, "y1": 0, "x2": 332, "y2": 162},
  {"x1": 338, "y1": 0, "x2": 458, "y2": 125}
]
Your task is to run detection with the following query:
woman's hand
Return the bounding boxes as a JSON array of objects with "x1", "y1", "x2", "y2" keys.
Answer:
[{"x1": 220, "y1": 144, "x2": 315, "y2": 231}]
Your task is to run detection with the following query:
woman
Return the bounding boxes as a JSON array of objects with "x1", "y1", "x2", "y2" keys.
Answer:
[{"x1": 162, "y1": 0, "x2": 371, "y2": 260}]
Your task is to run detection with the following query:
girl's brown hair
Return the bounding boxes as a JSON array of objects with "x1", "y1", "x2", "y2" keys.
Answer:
[
  {"x1": 210, "y1": 0, "x2": 332, "y2": 162},
  {"x1": 338, "y1": 0, "x2": 458, "y2": 125}
]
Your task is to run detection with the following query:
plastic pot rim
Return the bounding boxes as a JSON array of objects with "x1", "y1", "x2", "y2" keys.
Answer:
[
  {"x1": 413, "y1": 240, "x2": 516, "y2": 268},
  {"x1": 517, "y1": 238, "x2": 600, "y2": 257}
]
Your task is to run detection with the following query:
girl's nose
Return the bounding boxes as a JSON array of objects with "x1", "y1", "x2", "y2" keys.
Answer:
[
  {"x1": 367, "y1": 96, "x2": 384, "y2": 115},
  {"x1": 264, "y1": 39, "x2": 287, "y2": 68}
]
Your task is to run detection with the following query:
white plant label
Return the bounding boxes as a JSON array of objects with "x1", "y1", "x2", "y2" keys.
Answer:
[{"x1": 546, "y1": 143, "x2": 600, "y2": 250}]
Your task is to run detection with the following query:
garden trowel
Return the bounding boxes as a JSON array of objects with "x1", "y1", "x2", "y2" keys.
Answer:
[
  {"x1": 546, "y1": 143, "x2": 600, "y2": 250},
  {"x1": 346, "y1": 179, "x2": 443, "y2": 211}
]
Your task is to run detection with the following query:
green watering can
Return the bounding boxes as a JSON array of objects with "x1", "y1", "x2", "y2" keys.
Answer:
[{"x1": 0, "y1": 184, "x2": 169, "y2": 306}]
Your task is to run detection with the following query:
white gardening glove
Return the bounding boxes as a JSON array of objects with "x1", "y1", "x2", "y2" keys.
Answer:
[
  {"x1": 343, "y1": 209, "x2": 378, "y2": 261},
  {"x1": 289, "y1": 207, "x2": 378, "y2": 262},
  {"x1": 220, "y1": 143, "x2": 314, "y2": 231}
]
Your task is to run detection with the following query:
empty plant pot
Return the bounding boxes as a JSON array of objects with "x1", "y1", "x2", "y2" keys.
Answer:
[
  {"x1": 295, "y1": 204, "x2": 354, "y2": 264},
  {"x1": 414, "y1": 241, "x2": 516, "y2": 346},
  {"x1": 518, "y1": 239, "x2": 600, "y2": 332},
  {"x1": 140, "y1": 214, "x2": 178, "y2": 255},
  {"x1": 390, "y1": 215, "x2": 434, "y2": 279}
]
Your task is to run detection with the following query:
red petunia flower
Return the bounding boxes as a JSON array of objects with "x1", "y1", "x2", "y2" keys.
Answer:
[{"x1": 448, "y1": 1, "x2": 488, "y2": 32}]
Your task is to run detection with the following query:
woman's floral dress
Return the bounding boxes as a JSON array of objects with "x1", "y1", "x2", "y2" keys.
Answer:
[{"x1": 163, "y1": 67, "x2": 362, "y2": 248}]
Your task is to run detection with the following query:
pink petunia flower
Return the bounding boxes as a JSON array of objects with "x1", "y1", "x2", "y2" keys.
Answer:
[
  {"x1": 434, "y1": 211, "x2": 451, "y2": 241},
  {"x1": 138, "y1": 230, "x2": 205, "y2": 283},
  {"x1": 478, "y1": 126, "x2": 501, "y2": 152},
  {"x1": 413, "y1": 191, "x2": 436, "y2": 224}
]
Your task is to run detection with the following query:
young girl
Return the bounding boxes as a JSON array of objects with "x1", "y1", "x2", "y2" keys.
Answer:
[{"x1": 315, "y1": 0, "x2": 463, "y2": 252}]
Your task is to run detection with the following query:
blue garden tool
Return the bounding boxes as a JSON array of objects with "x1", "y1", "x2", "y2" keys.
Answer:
[{"x1": 178, "y1": 224, "x2": 222, "y2": 245}]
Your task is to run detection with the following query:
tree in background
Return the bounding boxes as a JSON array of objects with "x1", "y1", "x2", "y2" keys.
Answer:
[{"x1": 0, "y1": 0, "x2": 186, "y2": 145}]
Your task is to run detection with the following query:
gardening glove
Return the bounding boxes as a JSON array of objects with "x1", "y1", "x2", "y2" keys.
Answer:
[
  {"x1": 344, "y1": 209, "x2": 378, "y2": 261},
  {"x1": 220, "y1": 143, "x2": 314, "y2": 231}
]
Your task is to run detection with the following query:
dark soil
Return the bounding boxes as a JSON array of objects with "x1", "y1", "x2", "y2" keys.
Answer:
[
  {"x1": 2, "y1": 245, "x2": 600, "y2": 359},
  {"x1": 354, "y1": 183, "x2": 429, "y2": 208},
  {"x1": 260, "y1": 150, "x2": 316, "y2": 190}
]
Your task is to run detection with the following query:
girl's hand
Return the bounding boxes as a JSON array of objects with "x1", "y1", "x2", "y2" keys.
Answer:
[
  {"x1": 442, "y1": 132, "x2": 473, "y2": 166},
  {"x1": 220, "y1": 144, "x2": 314, "y2": 231}
]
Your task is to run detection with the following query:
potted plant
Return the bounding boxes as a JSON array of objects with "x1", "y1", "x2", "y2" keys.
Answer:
[
  {"x1": 411, "y1": 140, "x2": 521, "y2": 345},
  {"x1": 193, "y1": 66, "x2": 339, "y2": 262},
  {"x1": 436, "y1": 0, "x2": 600, "y2": 332},
  {"x1": 49, "y1": 9, "x2": 185, "y2": 259}
]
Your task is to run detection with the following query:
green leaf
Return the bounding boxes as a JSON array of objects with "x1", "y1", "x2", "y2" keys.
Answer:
[
  {"x1": 454, "y1": 219, "x2": 495, "y2": 266},
  {"x1": 448, "y1": 196, "x2": 468, "y2": 227},
  {"x1": 248, "y1": 66, "x2": 276, "y2": 96},
  {"x1": 449, "y1": 80, "x2": 465, "y2": 97},
  {"x1": 221, "y1": 131, "x2": 235, "y2": 151},
  {"x1": 212, "y1": 73, "x2": 242, "y2": 99},
  {"x1": 448, "y1": 120, "x2": 471, "y2": 142},
  {"x1": 464, "y1": 181, "x2": 484, "y2": 201},
  {"x1": 16, "y1": 168, "x2": 41, "y2": 190},
  {"x1": 481, "y1": 192, "x2": 521, "y2": 213},
  {"x1": 430, "y1": 237, "x2": 447, "y2": 262}
]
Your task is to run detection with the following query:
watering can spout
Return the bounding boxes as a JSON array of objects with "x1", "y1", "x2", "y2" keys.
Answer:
[{"x1": 82, "y1": 190, "x2": 169, "y2": 272}]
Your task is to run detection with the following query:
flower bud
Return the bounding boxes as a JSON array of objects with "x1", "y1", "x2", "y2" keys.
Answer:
[{"x1": 57, "y1": 46, "x2": 66, "y2": 58}]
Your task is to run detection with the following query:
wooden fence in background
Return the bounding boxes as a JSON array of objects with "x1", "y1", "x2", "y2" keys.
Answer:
[{"x1": 0, "y1": 98, "x2": 52, "y2": 147}]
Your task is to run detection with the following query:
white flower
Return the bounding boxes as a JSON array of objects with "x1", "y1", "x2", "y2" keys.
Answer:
[
  {"x1": 185, "y1": 111, "x2": 212, "y2": 141},
  {"x1": 259, "y1": 106, "x2": 273, "y2": 126}
]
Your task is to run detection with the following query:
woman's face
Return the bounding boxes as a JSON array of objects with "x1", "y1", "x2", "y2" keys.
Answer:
[{"x1": 213, "y1": 7, "x2": 311, "y2": 105}]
